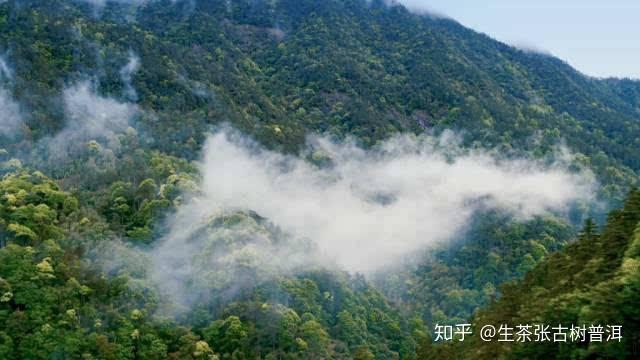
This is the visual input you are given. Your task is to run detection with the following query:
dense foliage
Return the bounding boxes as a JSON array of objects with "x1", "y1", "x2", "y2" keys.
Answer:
[
  {"x1": 419, "y1": 190, "x2": 640, "y2": 359},
  {"x1": 0, "y1": 172, "x2": 423, "y2": 359},
  {"x1": 1, "y1": 0, "x2": 639, "y2": 196},
  {"x1": 0, "y1": 0, "x2": 638, "y2": 358},
  {"x1": 377, "y1": 212, "x2": 575, "y2": 326}
]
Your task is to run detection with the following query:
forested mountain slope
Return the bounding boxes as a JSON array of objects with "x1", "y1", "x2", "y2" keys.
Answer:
[
  {"x1": 419, "y1": 190, "x2": 640, "y2": 359},
  {"x1": 0, "y1": 0, "x2": 639, "y2": 359},
  {"x1": 0, "y1": 0, "x2": 639, "y2": 195}
]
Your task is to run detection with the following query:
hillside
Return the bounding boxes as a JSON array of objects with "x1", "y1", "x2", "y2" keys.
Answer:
[
  {"x1": 418, "y1": 190, "x2": 640, "y2": 359},
  {"x1": 1, "y1": 0, "x2": 639, "y2": 194},
  {"x1": 0, "y1": 0, "x2": 639, "y2": 359}
]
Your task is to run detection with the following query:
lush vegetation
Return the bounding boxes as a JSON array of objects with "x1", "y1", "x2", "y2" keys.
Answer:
[
  {"x1": 419, "y1": 190, "x2": 640, "y2": 359},
  {"x1": 2, "y1": 1, "x2": 639, "y2": 196},
  {"x1": 0, "y1": 0, "x2": 639, "y2": 358},
  {"x1": 0, "y1": 171, "x2": 424, "y2": 359},
  {"x1": 376, "y1": 212, "x2": 575, "y2": 327}
]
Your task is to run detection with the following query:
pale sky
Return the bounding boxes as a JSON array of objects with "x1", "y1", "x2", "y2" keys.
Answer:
[{"x1": 396, "y1": 0, "x2": 640, "y2": 79}]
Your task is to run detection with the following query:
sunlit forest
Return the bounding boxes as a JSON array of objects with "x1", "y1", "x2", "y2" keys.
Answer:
[{"x1": 0, "y1": 0, "x2": 639, "y2": 359}]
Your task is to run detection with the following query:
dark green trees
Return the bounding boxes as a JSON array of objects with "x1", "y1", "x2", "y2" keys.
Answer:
[{"x1": 434, "y1": 190, "x2": 640, "y2": 359}]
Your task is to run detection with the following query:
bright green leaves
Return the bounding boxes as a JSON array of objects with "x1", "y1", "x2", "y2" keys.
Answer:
[
  {"x1": 0, "y1": 172, "x2": 76, "y2": 246},
  {"x1": 104, "y1": 179, "x2": 172, "y2": 243},
  {"x1": 203, "y1": 316, "x2": 249, "y2": 357},
  {"x1": 7, "y1": 224, "x2": 38, "y2": 243},
  {"x1": 444, "y1": 190, "x2": 640, "y2": 359}
]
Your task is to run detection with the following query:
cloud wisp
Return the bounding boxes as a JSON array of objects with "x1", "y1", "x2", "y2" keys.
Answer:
[
  {"x1": 384, "y1": 0, "x2": 450, "y2": 18},
  {"x1": 198, "y1": 130, "x2": 593, "y2": 271},
  {"x1": 0, "y1": 56, "x2": 23, "y2": 136},
  {"x1": 145, "y1": 128, "x2": 595, "y2": 312},
  {"x1": 120, "y1": 51, "x2": 140, "y2": 101},
  {"x1": 43, "y1": 81, "x2": 138, "y2": 158},
  {"x1": 0, "y1": 89, "x2": 22, "y2": 136},
  {"x1": 0, "y1": 56, "x2": 12, "y2": 81}
]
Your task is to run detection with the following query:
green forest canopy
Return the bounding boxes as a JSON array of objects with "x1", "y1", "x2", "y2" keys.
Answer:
[{"x1": 0, "y1": 0, "x2": 639, "y2": 359}]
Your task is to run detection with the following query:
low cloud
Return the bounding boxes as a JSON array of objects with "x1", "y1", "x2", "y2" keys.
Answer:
[
  {"x1": 510, "y1": 41, "x2": 553, "y2": 56},
  {"x1": 0, "y1": 56, "x2": 12, "y2": 81},
  {"x1": 150, "y1": 209, "x2": 317, "y2": 314},
  {"x1": 385, "y1": 0, "x2": 450, "y2": 18},
  {"x1": 63, "y1": 81, "x2": 136, "y2": 137},
  {"x1": 0, "y1": 56, "x2": 22, "y2": 136},
  {"x1": 146, "y1": 128, "x2": 595, "y2": 312},
  {"x1": 199, "y1": 130, "x2": 593, "y2": 271},
  {"x1": 44, "y1": 81, "x2": 138, "y2": 157},
  {"x1": 120, "y1": 51, "x2": 140, "y2": 101},
  {"x1": 0, "y1": 89, "x2": 22, "y2": 136}
]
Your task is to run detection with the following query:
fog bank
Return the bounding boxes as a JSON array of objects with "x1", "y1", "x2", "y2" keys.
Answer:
[{"x1": 144, "y1": 128, "x2": 597, "y2": 315}]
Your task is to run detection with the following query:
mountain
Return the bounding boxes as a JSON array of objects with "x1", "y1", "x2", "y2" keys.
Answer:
[
  {"x1": 0, "y1": 0, "x2": 639, "y2": 359},
  {"x1": 1, "y1": 0, "x2": 639, "y2": 195},
  {"x1": 418, "y1": 190, "x2": 640, "y2": 359}
]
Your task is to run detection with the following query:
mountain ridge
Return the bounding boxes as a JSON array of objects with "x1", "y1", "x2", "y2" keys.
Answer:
[
  {"x1": 0, "y1": 1, "x2": 639, "y2": 359},
  {"x1": 1, "y1": 0, "x2": 638, "y2": 199}
]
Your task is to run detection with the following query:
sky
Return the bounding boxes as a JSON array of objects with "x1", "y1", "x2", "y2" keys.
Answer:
[{"x1": 397, "y1": 0, "x2": 640, "y2": 79}]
